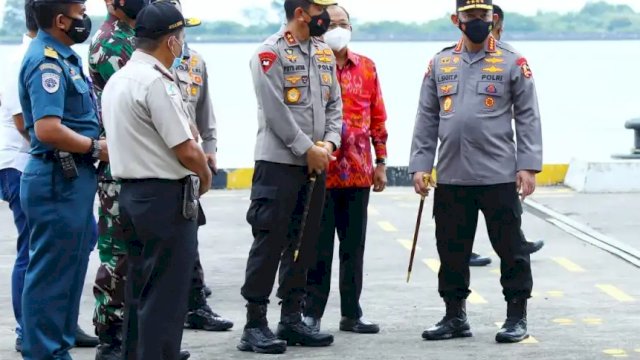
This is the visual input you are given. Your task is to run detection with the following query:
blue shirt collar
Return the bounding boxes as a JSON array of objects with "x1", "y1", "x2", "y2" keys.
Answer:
[{"x1": 36, "y1": 30, "x2": 78, "y2": 61}]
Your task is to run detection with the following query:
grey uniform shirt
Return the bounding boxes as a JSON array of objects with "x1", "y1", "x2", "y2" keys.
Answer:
[
  {"x1": 173, "y1": 48, "x2": 217, "y2": 154},
  {"x1": 250, "y1": 30, "x2": 343, "y2": 166},
  {"x1": 102, "y1": 50, "x2": 194, "y2": 180},
  {"x1": 409, "y1": 37, "x2": 543, "y2": 186}
]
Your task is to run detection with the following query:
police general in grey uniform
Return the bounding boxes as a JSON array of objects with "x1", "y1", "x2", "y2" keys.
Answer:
[
  {"x1": 102, "y1": 2, "x2": 212, "y2": 359},
  {"x1": 409, "y1": 0, "x2": 542, "y2": 345},
  {"x1": 238, "y1": 0, "x2": 342, "y2": 354},
  {"x1": 165, "y1": 0, "x2": 235, "y2": 334}
]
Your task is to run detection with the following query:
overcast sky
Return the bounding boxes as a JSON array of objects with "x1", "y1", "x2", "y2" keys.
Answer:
[{"x1": 2, "y1": 0, "x2": 640, "y2": 25}]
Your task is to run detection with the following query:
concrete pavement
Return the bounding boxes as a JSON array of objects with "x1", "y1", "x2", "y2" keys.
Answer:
[{"x1": 0, "y1": 187, "x2": 639, "y2": 359}]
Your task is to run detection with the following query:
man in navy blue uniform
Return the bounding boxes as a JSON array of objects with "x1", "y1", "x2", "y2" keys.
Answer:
[{"x1": 18, "y1": 0, "x2": 109, "y2": 358}]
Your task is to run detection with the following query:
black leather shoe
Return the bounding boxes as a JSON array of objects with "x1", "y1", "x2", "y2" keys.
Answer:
[
  {"x1": 15, "y1": 337, "x2": 22, "y2": 353},
  {"x1": 180, "y1": 350, "x2": 190, "y2": 359},
  {"x1": 185, "y1": 304, "x2": 234, "y2": 331},
  {"x1": 75, "y1": 326, "x2": 99, "y2": 348},
  {"x1": 276, "y1": 314, "x2": 334, "y2": 347},
  {"x1": 237, "y1": 327, "x2": 287, "y2": 354},
  {"x1": 524, "y1": 240, "x2": 544, "y2": 255},
  {"x1": 302, "y1": 316, "x2": 321, "y2": 333},
  {"x1": 339, "y1": 317, "x2": 380, "y2": 334},
  {"x1": 496, "y1": 299, "x2": 529, "y2": 343},
  {"x1": 203, "y1": 286, "x2": 212, "y2": 298},
  {"x1": 422, "y1": 299, "x2": 472, "y2": 341},
  {"x1": 469, "y1": 253, "x2": 492, "y2": 267},
  {"x1": 95, "y1": 343, "x2": 121, "y2": 360}
]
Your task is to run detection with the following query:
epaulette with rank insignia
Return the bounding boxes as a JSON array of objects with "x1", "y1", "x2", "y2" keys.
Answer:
[
  {"x1": 436, "y1": 41, "x2": 458, "y2": 55},
  {"x1": 153, "y1": 64, "x2": 175, "y2": 81},
  {"x1": 44, "y1": 46, "x2": 58, "y2": 59}
]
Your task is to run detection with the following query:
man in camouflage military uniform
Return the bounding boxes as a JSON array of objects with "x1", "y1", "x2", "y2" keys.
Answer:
[{"x1": 89, "y1": 3, "x2": 146, "y2": 358}]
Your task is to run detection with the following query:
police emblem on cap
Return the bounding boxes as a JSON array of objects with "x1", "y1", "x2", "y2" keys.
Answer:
[
  {"x1": 42, "y1": 73, "x2": 61, "y2": 94},
  {"x1": 457, "y1": 0, "x2": 493, "y2": 12}
]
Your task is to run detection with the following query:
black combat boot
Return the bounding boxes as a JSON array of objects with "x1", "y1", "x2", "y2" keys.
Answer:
[
  {"x1": 237, "y1": 303, "x2": 287, "y2": 354},
  {"x1": 75, "y1": 326, "x2": 99, "y2": 348},
  {"x1": 185, "y1": 289, "x2": 234, "y2": 331},
  {"x1": 276, "y1": 299, "x2": 334, "y2": 347},
  {"x1": 496, "y1": 299, "x2": 529, "y2": 343},
  {"x1": 95, "y1": 327, "x2": 122, "y2": 360},
  {"x1": 422, "y1": 298, "x2": 472, "y2": 341}
]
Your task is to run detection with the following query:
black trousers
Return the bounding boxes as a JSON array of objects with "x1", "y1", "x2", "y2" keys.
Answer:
[
  {"x1": 433, "y1": 183, "x2": 533, "y2": 301},
  {"x1": 120, "y1": 180, "x2": 197, "y2": 360},
  {"x1": 305, "y1": 188, "x2": 370, "y2": 319},
  {"x1": 241, "y1": 161, "x2": 326, "y2": 305}
]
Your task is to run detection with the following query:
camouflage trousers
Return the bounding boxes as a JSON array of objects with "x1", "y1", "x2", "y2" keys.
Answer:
[{"x1": 93, "y1": 179, "x2": 209, "y2": 337}]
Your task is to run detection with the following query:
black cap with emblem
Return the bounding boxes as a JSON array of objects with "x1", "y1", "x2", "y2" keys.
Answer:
[
  {"x1": 457, "y1": 0, "x2": 493, "y2": 12},
  {"x1": 135, "y1": 1, "x2": 188, "y2": 39}
]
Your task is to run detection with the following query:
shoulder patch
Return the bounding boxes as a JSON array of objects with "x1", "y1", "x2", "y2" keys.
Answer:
[
  {"x1": 259, "y1": 52, "x2": 277, "y2": 73},
  {"x1": 39, "y1": 63, "x2": 62, "y2": 73},
  {"x1": 44, "y1": 47, "x2": 58, "y2": 59},
  {"x1": 42, "y1": 73, "x2": 61, "y2": 94},
  {"x1": 517, "y1": 57, "x2": 533, "y2": 79}
]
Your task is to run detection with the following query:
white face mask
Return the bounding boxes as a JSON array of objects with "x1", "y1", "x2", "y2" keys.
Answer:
[{"x1": 324, "y1": 27, "x2": 351, "y2": 51}]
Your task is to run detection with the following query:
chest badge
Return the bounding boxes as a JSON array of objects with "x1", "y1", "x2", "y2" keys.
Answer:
[
  {"x1": 321, "y1": 73, "x2": 332, "y2": 85},
  {"x1": 286, "y1": 88, "x2": 301, "y2": 103},
  {"x1": 485, "y1": 57, "x2": 504, "y2": 64},
  {"x1": 486, "y1": 84, "x2": 497, "y2": 94},
  {"x1": 452, "y1": 56, "x2": 461, "y2": 64},
  {"x1": 286, "y1": 75, "x2": 302, "y2": 85},
  {"x1": 482, "y1": 66, "x2": 503, "y2": 73},
  {"x1": 440, "y1": 84, "x2": 453, "y2": 94},
  {"x1": 485, "y1": 97, "x2": 495, "y2": 108},
  {"x1": 440, "y1": 66, "x2": 457, "y2": 74},
  {"x1": 443, "y1": 96, "x2": 453, "y2": 113}
]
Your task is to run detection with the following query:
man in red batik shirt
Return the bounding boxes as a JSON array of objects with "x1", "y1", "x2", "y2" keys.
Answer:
[{"x1": 304, "y1": 4, "x2": 388, "y2": 335}]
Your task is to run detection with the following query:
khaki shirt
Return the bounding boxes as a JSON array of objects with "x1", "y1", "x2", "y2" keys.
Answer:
[
  {"x1": 173, "y1": 49, "x2": 217, "y2": 154},
  {"x1": 250, "y1": 30, "x2": 343, "y2": 166},
  {"x1": 409, "y1": 37, "x2": 543, "y2": 186},
  {"x1": 102, "y1": 50, "x2": 194, "y2": 180}
]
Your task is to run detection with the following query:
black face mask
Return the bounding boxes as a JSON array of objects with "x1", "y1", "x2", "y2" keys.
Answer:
[
  {"x1": 64, "y1": 14, "x2": 92, "y2": 44},
  {"x1": 459, "y1": 18, "x2": 493, "y2": 44},
  {"x1": 306, "y1": 9, "x2": 331, "y2": 37},
  {"x1": 114, "y1": 0, "x2": 149, "y2": 20}
]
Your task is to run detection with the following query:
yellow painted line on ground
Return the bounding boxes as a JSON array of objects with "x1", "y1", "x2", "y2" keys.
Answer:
[
  {"x1": 547, "y1": 290, "x2": 564, "y2": 298},
  {"x1": 596, "y1": 285, "x2": 636, "y2": 302},
  {"x1": 377, "y1": 221, "x2": 398, "y2": 232},
  {"x1": 583, "y1": 318, "x2": 603, "y2": 325},
  {"x1": 422, "y1": 258, "x2": 440, "y2": 273},
  {"x1": 552, "y1": 257, "x2": 586, "y2": 272},
  {"x1": 552, "y1": 318, "x2": 574, "y2": 326},
  {"x1": 397, "y1": 239, "x2": 421, "y2": 251},
  {"x1": 368, "y1": 205, "x2": 380, "y2": 216},
  {"x1": 468, "y1": 289, "x2": 487, "y2": 304},
  {"x1": 603, "y1": 349, "x2": 628, "y2": 357},
  {"x1": 494, "y1": 323, "x2": 538, "y2": 343}
]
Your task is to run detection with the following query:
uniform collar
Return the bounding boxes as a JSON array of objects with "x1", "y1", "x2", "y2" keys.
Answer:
[
  {"x1": 346, "y1": 49, "x2": 358, "y2": 65},
  {"x1": 283, "y1": 30, "x2": 310, "y2": 55},
  {"x1": 452, "y1": 35, "x2": 497, "y2": 54},
  {"x1": 36, "y1": 30, "x2": 75, "y2": 60}
]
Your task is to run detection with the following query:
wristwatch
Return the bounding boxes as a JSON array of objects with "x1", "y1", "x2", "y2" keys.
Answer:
[
  {"x1": 375, "y1": 158, "x2": 386, "y2": 165},
  {"x1": 90, "y1": 139, "x2": 101, "y2": 161}
]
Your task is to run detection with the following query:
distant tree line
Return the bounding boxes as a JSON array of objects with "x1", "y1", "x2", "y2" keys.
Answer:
[{"x1": 1, "y1": 1, "x2": 639, "y2": 43}]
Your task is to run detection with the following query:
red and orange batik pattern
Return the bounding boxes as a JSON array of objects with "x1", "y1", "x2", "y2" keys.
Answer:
[{"x1": 326, "y1": 51, "x2": 388, "y2": 189}]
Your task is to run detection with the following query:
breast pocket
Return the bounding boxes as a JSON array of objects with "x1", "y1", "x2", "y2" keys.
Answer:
[
  {"x1": 436, "y1": 81, "x2": 458, "y2": 116},
  {"x1": 68, "y1": 76, "x2": 94, "y2": 115},
  {"x1": 477, "y1": 81, "x2": 505, "y2": 113}
]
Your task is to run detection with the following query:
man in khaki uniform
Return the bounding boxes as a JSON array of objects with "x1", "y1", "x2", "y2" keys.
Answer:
[{"x1": 238, "y1": 0, "x2": 342, "y2": 355}]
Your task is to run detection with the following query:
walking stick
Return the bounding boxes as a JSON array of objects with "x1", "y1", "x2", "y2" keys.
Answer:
[
  {"x1": 294, "y1": 141, "x2": 326, "y2": 263},
  {"x1": 407, "y1": 173, "x2": 430, "y2": 283}
]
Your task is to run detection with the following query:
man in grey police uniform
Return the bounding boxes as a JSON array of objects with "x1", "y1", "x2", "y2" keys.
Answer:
[
  {"x1": 238, "y1": 0, "x2": 342, "y2": 354},
  {"x1": 101, "y1": 2, "x2": 212, "y2": 359},
  {"x1": 166, "y1": 0, "x2": 235, "y2": 333},
  {"x1": 409, "y1": 0, "x2": 542, "y2": 344}
]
